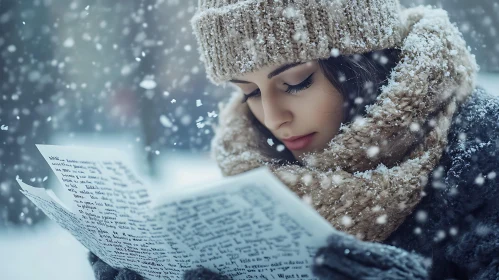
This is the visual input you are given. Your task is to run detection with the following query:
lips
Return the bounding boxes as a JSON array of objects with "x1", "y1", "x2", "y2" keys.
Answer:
[{"x1": 281, "y1": 133, "x2": 316, "y2": 151}]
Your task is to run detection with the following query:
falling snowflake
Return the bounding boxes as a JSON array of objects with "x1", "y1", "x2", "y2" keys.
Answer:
[
  {"x1": 196, "y1": 99, "x2": 202, "y2": 107},
  {"x1": 63, "y1": 38, "x2": 75, "y2": 48},
  {"x1": 282, "y1": 6, "x2": 298, "y2": 18},
  {"x1": 159, "y1": 115, "x2": 173, "y2": 128},
  {"x1": 332, "y1": 174, "x2": 343, "y2": 184},
  {"x1": 354, "y1": 97, "x2": 363, "y2": 105},
  {"x1": 379, "y1": 55, "x2": 389, "y2": 64},
  {"x1": 180, "y1": 115, "x2": 191, "y2": 126},
  {"x1": 410, "y1": 122, "x2": 420, "y2": 132},
  {"x1": 121, "y1": 65, "x2": 132, "y2": 76},
  {"x1": 1, "y1": 125, "x2": 8, "y2": 131},
  {"x1": 413, "y1": 227, "x2": 422, "y2": 235},
  {"x1": 376, "y1": 214, "x2": 387, "y2": 224},
  {"x1": 366, "y1": 146, "x2": 380, "y2": 158},
  {"x1": 341, "y1": 215, "x2": 352, "y2": 227},
  {"x1": 196, "y1": 116, "x2": 205, "y2": 128},
  {"x1": 474, "y1": 174, "x2": 485, "y2": 185},
  {"x1": 301, "y1": 194, "x2": 312, "y2": 205},
  {"x1": 267, "y1": 138, "x2": 274, "y2": 146},
  {"x1": 276, "y1": 144, "x2": 285, "y2": 152},
  {"x1": 434, "y1": 230, "x2": 446, "y2": 242},
  {"x1": 330, "y1": 48, "x2": 340, "y2": 57},
  {"x1": 140, "y1": 79, "x2": 157, "y2": 90},
  {"x1": 315, "y1": 254, "x2": 325, "y2": 265},
  {"x1": 301, "y1": 174, "x2": 313, "y2": 186},
  {"x1": 207, "y1": 111, "x2": 218, "y2": 118},
  {"x1": 416, "y1": 210, "x2": 428, "y2": 223},
  {"x1": 7, "y1": 45, "x2": 16, "y2": 52}
]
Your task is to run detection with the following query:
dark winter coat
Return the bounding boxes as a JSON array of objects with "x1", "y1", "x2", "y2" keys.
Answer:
[{"x1": 381, "y1": 87, "x2": 499, "y2": 280}]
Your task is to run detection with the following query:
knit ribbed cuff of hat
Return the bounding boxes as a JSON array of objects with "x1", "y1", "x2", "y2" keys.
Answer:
[{"x1": 191, "y1": 0, "x2": 404, "y2": 85}]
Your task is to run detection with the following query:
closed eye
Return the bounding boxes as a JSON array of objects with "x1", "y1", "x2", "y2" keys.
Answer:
[
  {"x1": 240, "y1": 88, "x2": 261, "y2": 103},
  {"x1": 241, "y1": 72, "x2": 315, "y2": 103},
  {"x1": 284, "y1": 72, "x2": 314, "y2": 94}
]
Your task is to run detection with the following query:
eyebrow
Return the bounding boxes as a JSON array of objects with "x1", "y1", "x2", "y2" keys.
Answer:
[{"x1": 229, "y1": 62, "x2": 304, "y2": 84}]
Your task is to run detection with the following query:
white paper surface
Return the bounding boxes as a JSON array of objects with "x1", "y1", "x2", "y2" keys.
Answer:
[{"x1": 17, "y1": 145, "x2": 337, "y2": 280}]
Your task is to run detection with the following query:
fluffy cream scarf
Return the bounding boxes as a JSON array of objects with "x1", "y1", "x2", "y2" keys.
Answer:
[{"x1": 210, "y1": 6, "x2": 478, "y2": 242}]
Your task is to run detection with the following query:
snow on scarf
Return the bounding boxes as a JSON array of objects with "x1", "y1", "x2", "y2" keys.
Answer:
[{"x1": 210, "y1": 6, "x2": 478, "y2": 242}]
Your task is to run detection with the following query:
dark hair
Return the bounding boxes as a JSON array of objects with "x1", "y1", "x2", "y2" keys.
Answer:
[{"x1": 248, "y1": 48, "x2": 402, "y2": 166}]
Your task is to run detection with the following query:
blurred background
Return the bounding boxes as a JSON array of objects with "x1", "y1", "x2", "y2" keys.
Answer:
[{"x1": 0, "y1": 0, "x2": 497, "y2": 279}]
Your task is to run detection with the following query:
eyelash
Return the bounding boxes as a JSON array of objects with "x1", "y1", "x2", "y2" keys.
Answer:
[{"x1": 241, "y1": 72, "x2": 315, "y2": 103}]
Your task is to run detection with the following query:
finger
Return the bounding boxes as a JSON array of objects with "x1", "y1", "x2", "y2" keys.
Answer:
[
  {"x1": 311, "y1": 260, "x2": 353, "y2": 280},
  {"x1": 324, "y1": 235, "x2": 393, "y2": 268},
  {"x1": 115, "y1": 268, "x2": 144, "y2": 280},
  {"x1": 313, "y1": 246, "x2": 383, "y2": 279},
  {"x1": 313, "y1": 246, "x2": 359, "y2": 278},
  {"x1": 88, "y1": 251, "x2": 100, "y2": 266},
  {"x1": 183, "y1": 267, "x2": 231, "y2": 280},
  {"x1": 92, "y1": 259, "x2": 118, "y2": 280}
]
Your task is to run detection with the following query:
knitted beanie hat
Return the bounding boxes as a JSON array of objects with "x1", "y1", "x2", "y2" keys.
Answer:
[{"x1": 190, "y1": 0, "x2": 404, "y2": 85}]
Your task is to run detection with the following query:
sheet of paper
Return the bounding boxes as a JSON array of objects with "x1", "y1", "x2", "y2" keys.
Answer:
[
  {"x1": 18, "y1": 145, "x2": 338, "y2": 280},
  {"x1": 27, "y1": 145, "x2": 197, "y2": 279},
  {"x1": 151, "y1": 167, "x2": 337, "y2": 279}
]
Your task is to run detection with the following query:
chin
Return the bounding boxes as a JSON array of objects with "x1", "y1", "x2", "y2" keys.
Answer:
[{"x1": 292, "y1": 149, "x2": 310, "y2": 160}]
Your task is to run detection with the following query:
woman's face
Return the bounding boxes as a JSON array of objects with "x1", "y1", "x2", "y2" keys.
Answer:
[{"x1": 230, "y1": 61, "x2": 345, "y2": 161}]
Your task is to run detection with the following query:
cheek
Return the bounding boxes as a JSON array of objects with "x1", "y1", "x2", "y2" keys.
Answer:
[
  {"x1": 248, "y1": 103, "x2": 265, "y2": 124},
  {"x1": 305, "y1": 87, "x2": 344, "y2": 126}
]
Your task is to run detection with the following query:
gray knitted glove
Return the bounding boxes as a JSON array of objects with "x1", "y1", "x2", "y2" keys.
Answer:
[
  {"x1": 88, "y1": 252, "x2": 143, "y2": 280},
  {"x1": 88, "y1": 251, "x2": 231, "y2": 280},
  {"x1": 311, "y1": 233, "x2": 431, "y2": 280},
  {"x1": 182, "y1": 267, "x2": 232, "y2": 280}
]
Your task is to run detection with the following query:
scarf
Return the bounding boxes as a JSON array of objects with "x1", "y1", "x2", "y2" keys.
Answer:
[{"x1": 210, "y1": 6, "x2": 478, "y2": 242}]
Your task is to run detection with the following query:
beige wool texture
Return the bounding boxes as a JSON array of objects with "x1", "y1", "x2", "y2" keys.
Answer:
[{"x1": 191, "y1": 0, "x2": 403, "y2": 85}]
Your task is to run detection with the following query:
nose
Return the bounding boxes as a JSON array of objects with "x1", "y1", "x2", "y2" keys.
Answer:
[{"x1": 261, "y1": 91, "x2": 292, "y2": 131}]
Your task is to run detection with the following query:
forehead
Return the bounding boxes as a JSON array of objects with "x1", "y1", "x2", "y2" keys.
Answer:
[{"x1": 233, "y1": 61, "x2": 316, "y2": 81}]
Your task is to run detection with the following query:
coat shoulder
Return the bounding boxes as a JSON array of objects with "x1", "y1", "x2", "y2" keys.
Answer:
[
  {"x1": 443, "y1": 87, "x2": 499, "y2": 199},
  {"x1": 425, "y1": 87, "x2": 499, "y2": 279},
  {"x1": 385, "y1": 87, "x2": 499, "y2": 261}
]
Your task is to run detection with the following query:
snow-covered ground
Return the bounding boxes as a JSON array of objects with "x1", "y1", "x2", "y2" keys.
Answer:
[
  {"x1": 0, "y1": 72, "x2": 497, "y2": 280},
  {"x1": 0, "y1": 220, "x2": 94, "y2": 280}
]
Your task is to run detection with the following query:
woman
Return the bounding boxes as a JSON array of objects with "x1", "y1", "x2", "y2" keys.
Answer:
[{"x1": 90, "y1": 0, "x2": 499, "y2": 279}]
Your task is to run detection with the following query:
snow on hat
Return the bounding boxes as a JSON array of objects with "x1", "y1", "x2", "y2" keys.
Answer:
[{"x1": 190, "y1": 0, "x2": 404, "y2": 85}]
